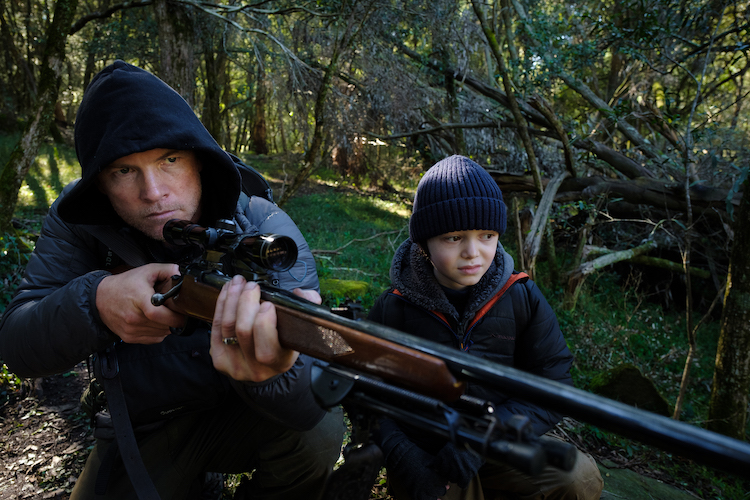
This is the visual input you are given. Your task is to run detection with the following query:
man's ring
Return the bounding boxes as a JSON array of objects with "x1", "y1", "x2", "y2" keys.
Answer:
[{"x1": 222, "y1": 337, "x2": 239, "y2": 345}]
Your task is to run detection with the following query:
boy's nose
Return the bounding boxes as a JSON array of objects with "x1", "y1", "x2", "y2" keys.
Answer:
[{"x1": 463, "y1": 241, "x2": 479, "y2": 257}]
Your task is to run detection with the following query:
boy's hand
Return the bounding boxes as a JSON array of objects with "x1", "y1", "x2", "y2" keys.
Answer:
[
  {"x1": 96, "y1": 263, "x2": 186, "y2": 344},
  {"x1": 430, "y1": 442, "x2": 484, "y2": 488}
]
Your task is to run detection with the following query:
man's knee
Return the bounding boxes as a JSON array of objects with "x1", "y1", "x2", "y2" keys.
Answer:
[
  {"x1": 298, "y1": 406, "x2": 346, "y2": 470},
  {"x1": 247, "y1": 407, "x2": 345, "y2": 500}
]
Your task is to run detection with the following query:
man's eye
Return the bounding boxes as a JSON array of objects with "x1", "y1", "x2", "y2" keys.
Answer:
[
  {"x1": 166, "y1": 157, "x2": 177, "y2": 163},
  {"x1": 117, "y1": 167, "x2": 131, "y2": 175}
]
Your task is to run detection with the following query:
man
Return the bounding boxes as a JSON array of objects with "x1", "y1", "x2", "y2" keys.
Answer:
[{"x1": 0, "y1": 60, "x2": 344, "y2": 499}]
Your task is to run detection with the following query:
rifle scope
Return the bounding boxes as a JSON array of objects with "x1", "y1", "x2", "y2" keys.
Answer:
[{"x1": 163, "y1": 219, "x2": 298, "y2": 272}]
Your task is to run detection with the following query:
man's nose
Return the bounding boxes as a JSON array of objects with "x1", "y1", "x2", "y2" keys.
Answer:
[{"x1": 140, "y1": 170, "x2": 167, "y2": 201}]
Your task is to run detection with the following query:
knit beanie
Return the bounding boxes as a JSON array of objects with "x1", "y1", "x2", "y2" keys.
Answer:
[{"x1": 409, "y1": 155, "x2": 506, "y2": 243}]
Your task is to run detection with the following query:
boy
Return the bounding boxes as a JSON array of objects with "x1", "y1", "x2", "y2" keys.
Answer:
[{"x1": 368, "y1": 155, "x2": 603, "y2": 500}]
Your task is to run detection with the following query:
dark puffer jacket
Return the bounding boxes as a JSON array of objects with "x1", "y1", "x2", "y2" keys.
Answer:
[
  {"x1": 368, "y1": 239, "x2": 574, "y2": 437},
  {"x1": 0, "y1": 61, "x2": 325, "y2": 431}
]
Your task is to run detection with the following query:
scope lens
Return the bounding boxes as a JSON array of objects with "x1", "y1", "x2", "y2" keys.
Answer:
[{"x1": 241, "y1": 234, "x2": 298, "y2": 271}]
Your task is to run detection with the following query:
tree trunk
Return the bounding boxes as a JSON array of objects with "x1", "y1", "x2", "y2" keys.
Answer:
[
  {"x1": 471, "y1": 0, "x2": 542, "y2": 196},
  {"x1": 708, "y1": 177, "x2": 750, "y2": 439},
  {"x1": 201, "y1": 34, "x2": 228, "y2": 147},
  {"x1": 0, "y1": 0, "x2": 78, "y2": 233},
  {"x1": 252, "y1": 64, "x2": 269, "y2": 155},
  {"x1": 153, "y1": 0, "x2": 195, "y2": 106},
  {"x1": 277, "y1": 50, "x2": 341, "y2": 207},
  {"x1": 0, "y1": 0, "x2": 37, "y2": 115},
  {"x1": 441, "y1": 46, "x2": 465, "y2": 155}
]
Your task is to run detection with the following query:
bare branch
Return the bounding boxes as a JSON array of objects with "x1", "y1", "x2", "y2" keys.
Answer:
[{"x1": 70, "y1": 0, "x2": 154, "y2": 35}]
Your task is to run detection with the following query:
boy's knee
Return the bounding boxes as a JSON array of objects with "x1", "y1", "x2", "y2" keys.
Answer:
[{"x1": 561, "y1": 450, "x2": 603, "y2": 500}]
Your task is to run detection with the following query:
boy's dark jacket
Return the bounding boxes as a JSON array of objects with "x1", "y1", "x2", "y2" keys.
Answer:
[
  {"x1": 368, "y1": 239, "x2": 574, "y2": 439},
  {"x1": 0, "y1": 61, "x2": 324, "y2": 431}
]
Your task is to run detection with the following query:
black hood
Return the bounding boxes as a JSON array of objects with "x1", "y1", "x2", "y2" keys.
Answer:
[{"x1": 58, "y1": 60, "x2": 241, "y2": 225}]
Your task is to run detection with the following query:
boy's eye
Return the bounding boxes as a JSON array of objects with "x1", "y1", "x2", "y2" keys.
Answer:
[{"x1": 446, "y1": 235, "x2": 461, "y2": 242}]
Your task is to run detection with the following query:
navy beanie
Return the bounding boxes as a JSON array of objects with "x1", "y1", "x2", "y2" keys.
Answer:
[{"x1": 409, "y1": 155, "x2": 506, "y2": 243}]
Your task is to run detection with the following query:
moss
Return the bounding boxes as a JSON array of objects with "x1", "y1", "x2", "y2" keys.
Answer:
[{"x1": 320, "y1": 278, "x2": 370, "y2": 302}]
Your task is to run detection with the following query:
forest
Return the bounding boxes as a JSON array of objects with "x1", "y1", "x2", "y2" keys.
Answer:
[{"x1": 0, "y1": 0, "x2": 749, "y2": 498}]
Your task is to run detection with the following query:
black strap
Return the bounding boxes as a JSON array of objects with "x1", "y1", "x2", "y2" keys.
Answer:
[{"x1": 98, "y1": 346, "x2": 161, "y2": 500}]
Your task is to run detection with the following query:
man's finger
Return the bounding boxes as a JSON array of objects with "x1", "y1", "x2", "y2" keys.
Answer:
[
  {"x1": 292, "y1": 288, "x2": 322, "y2": 305},
  {"x1": 252, "y1": 301, "x2": 279, "y2": 365},
  {"x1": 210, "y1": 280, "x2": 231, "y2": 352},
  {"x1": 219, "y1": 275, "x2": 247, "y2": 334}
]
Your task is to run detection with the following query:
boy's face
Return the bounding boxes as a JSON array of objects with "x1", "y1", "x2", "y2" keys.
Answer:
[
  {"x1": 97, "y1": 148, "x2": 203, "y2": 241},
  {"x1": 425, "y1": 230, "x2": 499, "y2": 290}
]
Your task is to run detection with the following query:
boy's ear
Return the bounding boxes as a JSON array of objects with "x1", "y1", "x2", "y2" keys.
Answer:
[{"x1": 417, "y1": 242, "x2": 430, "y2": 258}]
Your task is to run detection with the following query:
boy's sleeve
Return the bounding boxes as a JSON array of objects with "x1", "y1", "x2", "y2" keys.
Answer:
[{"x1": 489, "y1": 281, "x2": 574, "y2": 435}]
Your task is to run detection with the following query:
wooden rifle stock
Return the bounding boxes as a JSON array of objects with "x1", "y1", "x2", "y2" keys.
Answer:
[{"x1": 156, "y1": 274, "x2": 465, "y2": 403}]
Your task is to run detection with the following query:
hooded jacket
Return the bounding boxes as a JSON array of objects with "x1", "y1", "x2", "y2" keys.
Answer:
[
  {"x1": 0, "y1": 61, "x2": 324, "y2": 431},
  {"x1": 368, "y1": 239, "x2": 574, "y2": 437}
]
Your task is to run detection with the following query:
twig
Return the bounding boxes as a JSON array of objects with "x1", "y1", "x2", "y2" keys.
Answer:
[
  {"x1": 325, "y1": 267, "x2": 380, "y2": 278},
  {"x1": 311, "y1": 230, "x2": 404, "y2": 255}
]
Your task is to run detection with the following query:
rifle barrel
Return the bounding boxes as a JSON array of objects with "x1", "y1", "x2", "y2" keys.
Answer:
[
  {"x1": 261, "y1": 285, "x2": 750, "y2": 477},
  {"x1": 159, "y1": 271, "x2": 750, "y2": 476}
]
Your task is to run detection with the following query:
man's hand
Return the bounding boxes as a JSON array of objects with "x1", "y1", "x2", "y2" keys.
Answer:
[
  {"x1": 96, "y1": 263, "x2": 187, "y2": 344},
  {"x1": 210, "y1": 276, "x2": 319, "y2": 382}
]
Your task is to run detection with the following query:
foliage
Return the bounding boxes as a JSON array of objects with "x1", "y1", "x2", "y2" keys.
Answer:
[{"x1": 0, "y1": 134, "x2": 81, "y2": 212}]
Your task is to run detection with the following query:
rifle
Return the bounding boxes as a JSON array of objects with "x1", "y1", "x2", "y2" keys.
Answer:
[{"x1": 152, "y1": 219, "x2": 750, "y2": 484}]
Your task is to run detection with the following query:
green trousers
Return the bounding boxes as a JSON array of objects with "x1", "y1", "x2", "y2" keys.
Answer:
[
  {"x1": 70, "y1": 404, "x2": 345, "y2": 500},
  {"x1": 388, "y1": 439, "x2": 604, "y2": 500}
]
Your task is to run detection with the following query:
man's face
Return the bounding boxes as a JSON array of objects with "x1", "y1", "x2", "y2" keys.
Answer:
[
  {"x1": 97, "y1": 148, "x2": 203, "y2": 241},
  {"x1": 425, "y1": 230, "x2": 499, "y2": 290}
]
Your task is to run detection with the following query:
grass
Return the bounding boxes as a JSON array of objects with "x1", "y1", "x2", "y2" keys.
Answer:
[
  {"x1": 284, "y1": 191, "x2": 410, "y2": 309},
  {"x1": 0, "y1": 142, "x2": 748, "y2": 498}
]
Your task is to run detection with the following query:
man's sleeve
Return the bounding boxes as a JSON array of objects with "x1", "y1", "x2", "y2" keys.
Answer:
[
  {"x1": 0, "y1": 199, "x2": 115, "y2": 378},
  {"x1": 232, "y1": 196, "x2": 327, "y2": 428},
  {"x1": 242, "y1": 196, "x2": 320, "y2": 292}
]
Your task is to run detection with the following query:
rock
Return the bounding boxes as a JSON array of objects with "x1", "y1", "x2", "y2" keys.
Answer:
[
  {"x1": 589, "y1": 364, "x2": 672, "y2": 417},
  {"x1": 599, "y1": 460, "x2": 696, "y2": 500}
]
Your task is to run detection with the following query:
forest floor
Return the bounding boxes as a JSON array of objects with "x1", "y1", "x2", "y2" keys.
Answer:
[
  {"x1": 0, "y1": 366, "x2": 722, "y2": 500},
  {"x1": 0, "y1": 364, "x2": 91, "y2": 499}
]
